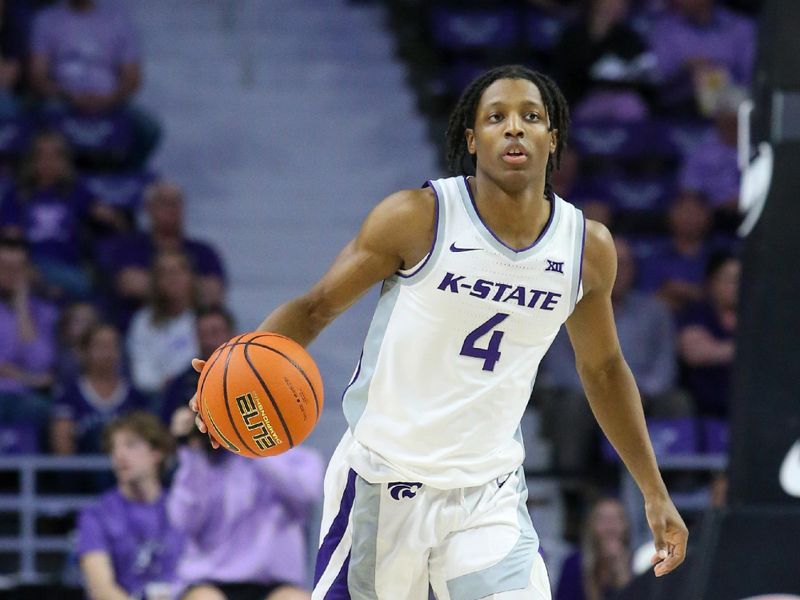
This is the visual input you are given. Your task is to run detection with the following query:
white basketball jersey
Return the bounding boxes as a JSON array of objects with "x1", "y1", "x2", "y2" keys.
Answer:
[{"x1": 343, "y1": 175, "x2": 586, "y2": 489}]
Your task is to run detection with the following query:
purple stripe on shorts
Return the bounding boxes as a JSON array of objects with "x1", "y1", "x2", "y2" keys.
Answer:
[
  {"x1": 324, "y1": 552, "x2": 352, "y2": 599},
  {"x1": 314, "y1": 469, "x2": 357, "y2": 586}
]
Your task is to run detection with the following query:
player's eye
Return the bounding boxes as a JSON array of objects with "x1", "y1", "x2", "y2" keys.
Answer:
[
  {"x1": 525, "y1": 112, "x2": 541, "y2": 121},
  {"x1": 488, "y1": 113, "x2": 503, "y2": 123}
]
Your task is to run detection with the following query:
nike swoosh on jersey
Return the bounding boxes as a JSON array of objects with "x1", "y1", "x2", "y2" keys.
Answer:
[
  {"x1": 780, "y1": 440, "x2": 800, "y2": 498},
  {"x1": 449, "y1": 242, "x2": 481, "y2": 253}
]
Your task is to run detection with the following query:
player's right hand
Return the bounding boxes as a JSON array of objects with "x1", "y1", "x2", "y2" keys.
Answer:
[{"x1": 188, "y1": 358, "x2": 219, "y2": 449}]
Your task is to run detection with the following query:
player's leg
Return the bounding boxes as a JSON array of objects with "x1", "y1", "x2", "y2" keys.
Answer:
[
  {"x1": 312, "y1": 432, "x2": 432, "y2": 599},
  {"x1": 429, "y1": 468, "x2": 551, "y2": 600}
]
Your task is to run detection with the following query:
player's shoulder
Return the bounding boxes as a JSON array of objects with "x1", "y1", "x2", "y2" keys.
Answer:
[
  {"x1": 581, "y1": 219, "x2": 617, "y2": 295},
  {"x1": 377, "y1": 186, "x2": 436, "y2": 219}
]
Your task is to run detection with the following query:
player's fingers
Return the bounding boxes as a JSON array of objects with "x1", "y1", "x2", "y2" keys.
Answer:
[
  {"x1": 209, "y1": 436, "x2": 220, "y2": 450},
  {"x1": 651, "y1": 547, "x2": 668, "y2": 567},
  {"x1": 188, "y1": 392, "x2": 198, "y2": 413},
  {"x1": 654, "y1": 529, "x2": 688, "y2": 576},
  {"x1": 654, "y1": 547, "x2": 685, "y2": 577},
  {"x1": 194, "y1": 412, "x2": 207, "y2": 434},
  {"x1": 191, "y1": 358, "x2": 206, "y2": 373}
]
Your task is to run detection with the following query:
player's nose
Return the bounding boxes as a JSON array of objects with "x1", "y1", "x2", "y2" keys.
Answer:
[{"x1": 503, "y1": 114, "x2": 524, "y2": 138}]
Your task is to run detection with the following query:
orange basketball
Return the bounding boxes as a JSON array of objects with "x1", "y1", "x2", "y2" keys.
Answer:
[{"x1": 196, "y1": 332, "x2": 323, "y2": 458}]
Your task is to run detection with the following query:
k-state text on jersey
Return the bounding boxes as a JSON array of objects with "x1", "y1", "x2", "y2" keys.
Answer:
[{"x1": 436, "y1": 271, "x2": 562, "y2": 310}]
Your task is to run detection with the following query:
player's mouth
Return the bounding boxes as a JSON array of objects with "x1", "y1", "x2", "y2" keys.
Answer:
[{"x1": 501, "y1": 145, "x2": 528, "y2": 164}]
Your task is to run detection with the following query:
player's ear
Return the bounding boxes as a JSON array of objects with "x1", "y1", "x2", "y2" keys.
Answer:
[
  {"x1": 465, "y1": 129, "x2": 476, "y2": 156},
  {"x1": 549, "y1": 128, "x2": 558, "y2": 154}
]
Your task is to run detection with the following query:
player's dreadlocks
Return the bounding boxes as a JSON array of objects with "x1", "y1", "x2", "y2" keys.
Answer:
[{"x1": 445, "y1": 65, "x2": 570, "y2": 200}]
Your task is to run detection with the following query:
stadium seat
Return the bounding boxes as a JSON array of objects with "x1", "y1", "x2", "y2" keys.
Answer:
[
  {"x1": 701, "y1": 418, "x2": 729, "y2": 454},
  {"x1": 0, "y1": 425, "x2": 39, "y2": 454},
  {"x1": 428, "y1": 7, "x2": 520, "y2": 51},
  {"x1": 602, "y1": 418, "x2": 699, "y2": 462}
]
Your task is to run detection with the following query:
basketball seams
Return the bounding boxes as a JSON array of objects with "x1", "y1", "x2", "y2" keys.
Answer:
[
  {"x1": 222, "y1": 337, "x2": 259, "y2": 456},
  {"x1": 242, "y1": 341, "x2": 295, "y2": 448},
  {"x1": 240, "y1": 341, "x2": 321, "y2": 421}
]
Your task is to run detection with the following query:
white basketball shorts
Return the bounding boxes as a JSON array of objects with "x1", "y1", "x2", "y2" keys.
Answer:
[{"x1": 312, "y1": 435, "x2": 551, "y2": 600}]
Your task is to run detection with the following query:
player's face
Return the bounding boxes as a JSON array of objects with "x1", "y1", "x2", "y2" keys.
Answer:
[{"x1": 465, "y1": 78, "x2": 557, "y2": 189}]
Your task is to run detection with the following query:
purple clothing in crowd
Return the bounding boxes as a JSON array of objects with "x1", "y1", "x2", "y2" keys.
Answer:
[
  {"x1": 31, "y1": 2, "x2": 141, "y2": 96},
  {"x1": 52, "y1": 377, "x2": 148, "y2": 453},
  {"x1": 679, "y1": 130, "x2": 739, "y2": 207},
  {"x1": 649, "y1": 7, "x2": 755, "y2": 104},
  {"x1": 542, "y1": 292, "x2": 677, "y2": 397},
  {"x1": 635, "y1": 239, "x2": 711, "y2": 294},
  {"x1": 100, "y1": 232, "x2": 225, "y2": 280},
  {"x1": 677, "y1": 301, "x2": 733, "y2": 418},
  {"x1": 0, "y1": 182, "x2": 95, "y2": 265},
  {"x1": 167, "y1": 445, "x2": 324, "y2": 590},
  {"x1": 0, "y1": 295, "x2": 58, "y2": 393},
  {"x1": 77, "y1": 489, "x2": 184, "y2": 599},
  {"x1": 555, "y1": 551, "x2": 585, "y2": 600}
]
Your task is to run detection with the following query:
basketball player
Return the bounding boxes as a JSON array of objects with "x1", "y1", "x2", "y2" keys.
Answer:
[{"x1": 190, "y1": 65, "x2": 688, "y2": 599}]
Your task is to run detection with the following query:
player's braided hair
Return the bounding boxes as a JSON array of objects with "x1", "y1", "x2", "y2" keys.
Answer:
[{"x1": 445, "y1": 65, "x2": 570, "y2": 199}]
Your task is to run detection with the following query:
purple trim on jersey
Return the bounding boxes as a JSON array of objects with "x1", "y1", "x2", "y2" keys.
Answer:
[
  {"x1": 578, "y1": 213, "x2": 587, "y2": 291},
  {"x1": 340, "y1": 351, "x2": 363, "y2": 406},
  {"x1": 314, "y1": 469, "x2": 357, "y2": 585},
  {"x1": 324, "y1": 552, "x2": 352, "y2": 599},
  {"x1": 395, "y1": 181, "x2": 440, "y2": 279},
  {"x1": 463, "y1": 175, "x2": 555, "y2": 253}
]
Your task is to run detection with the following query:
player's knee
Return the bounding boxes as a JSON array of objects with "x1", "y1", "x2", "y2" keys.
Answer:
[
  {"x1": 181, "y1": 584, "x2": 227, "y2": 600},
  {"x1": 266, "y1": 585, "x2": 312, "y2": 600}
]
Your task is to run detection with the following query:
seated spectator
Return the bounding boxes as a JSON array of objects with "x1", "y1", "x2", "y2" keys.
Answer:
[
  {"x1": 127, "y1": 249, "x2": 199, "y2": 396},
  {"x1": 0, "y1": 130, "x2": 127, "y2": 299},
  {"x1": 648, "y1": 0, "x2": 755, "y2": 115},
  {"x1": 159, "y1": 305, "x2": 235, "y2": 424},
  {"x1": 677, "y1": 251, "x2": 739, "y2": 419},
  {"x1": 168, "y1": 408, "x2": 323, "y2": 600},
  {"x1": 56, "y1": 300, "x2": 100, "y2": 383},
  {"x1": 539, "y1": 238, "x2": 690, "y2": 473},
  {"x1": 556, "y1": 497, "x2": 633, "y2": 600},
  {"x1": 554, "y1": 0, "x2": 653, "y2": 122},
  {"x1": 77, "y1": 411, "x2": 184, "y2": 600},
  {"x1": 679, "y1": 86, "x2": 744, "y2": 217},
  {"x1": 50, "y1": 323, "x2": 148, "y2": 455},
  {"x1": 28, "y1": 0, "x2": 160, "y2": 168},
  {"x1": 0, "y1": 236, "x2": 57, "y2": 435},
  {"x1": 636, "y1": 190, "x2": 713, "y2": 312},
  {"x1": 0, "y1": 2, "x2": 21, "y2": 119},
  {"x1": 103, "y1": 181, "x2": 226, "y2": 319}
]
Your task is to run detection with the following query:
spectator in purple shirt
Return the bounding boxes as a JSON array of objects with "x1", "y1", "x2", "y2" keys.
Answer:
[
  {"x1": 77, "y1": 411, "x2": 184, "y2": 600},
  {"x1": 56, "y1": 300, "x2": 100, "y2": 383},
  {"x1": 102, "y1": 181, "x2": 225, "y2": 323},
  {"x1": 679, "y1": 87, "x2": 743, "y2": 218},
  {"x1": 50, "y1": 323, "x2": 148, "y2": 455},
  {"x1": 168, "y1": 408, "x2": 324, "y2": 600},
  {"x1": 677, "y1": 251, "x2": 739, "y2": 418},
  {"x1": 0, "y1": 236, "x2": 58, "y2": 436},
  {"x1": 636, "y1": 190, "x2": 713, "y2": 312},
  {"x1": 0, "y1": 130, "x2": 127, "y2": 298},
  {"x1": 28, "y1": 0, "x2": 161, "y2": 168},
  {"x1": 648, "y1": 0, "x2": 755, "y2": 114}
]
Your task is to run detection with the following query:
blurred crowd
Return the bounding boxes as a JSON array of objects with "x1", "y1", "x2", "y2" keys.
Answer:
[{"x1": 0, "y1": 3, "x2": 323, "y2": 596}]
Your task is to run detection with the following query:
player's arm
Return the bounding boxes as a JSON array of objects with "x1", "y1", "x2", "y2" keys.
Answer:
[
  {"x1": 565, "y1": 220, "x2": 688, "y2": 577},
  {"x1": 256, "y1": 187, "x2": 435, "y2": 346},
  {"x1": 80, "y1": 552, "x2": 133, "y2": 600}
]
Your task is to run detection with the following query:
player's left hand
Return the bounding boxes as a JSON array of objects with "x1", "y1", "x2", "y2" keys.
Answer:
[{"x1": 644, "y1": 493, "x2": 688, "y2": 577}]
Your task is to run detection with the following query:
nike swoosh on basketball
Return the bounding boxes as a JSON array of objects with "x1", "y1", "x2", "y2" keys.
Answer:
[
  {"x1": 779, "y1": 440, "x2": 800, "y2": 498},
  {"x1": 449, "y1": 242, "x2": 481, "y2": 253}
]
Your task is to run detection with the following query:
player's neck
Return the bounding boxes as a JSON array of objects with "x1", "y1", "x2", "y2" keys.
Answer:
[{"x1": 469, "y1": 173, "x2": 551, "y2": 249}]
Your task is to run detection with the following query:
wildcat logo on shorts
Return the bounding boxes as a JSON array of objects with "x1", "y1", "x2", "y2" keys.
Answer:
[{"x1": 388, "y1": 482, "x2": 422, "y2": 500}]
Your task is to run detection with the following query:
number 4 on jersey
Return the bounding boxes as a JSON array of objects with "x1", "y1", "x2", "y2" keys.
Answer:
[{"x1": 460, "y1": 312, "x2": 510, "y2": 372}]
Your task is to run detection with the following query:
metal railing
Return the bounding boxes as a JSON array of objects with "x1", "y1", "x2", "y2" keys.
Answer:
[{"x1": 0, "y1": 455, "x2": 111, "y2": 585}]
